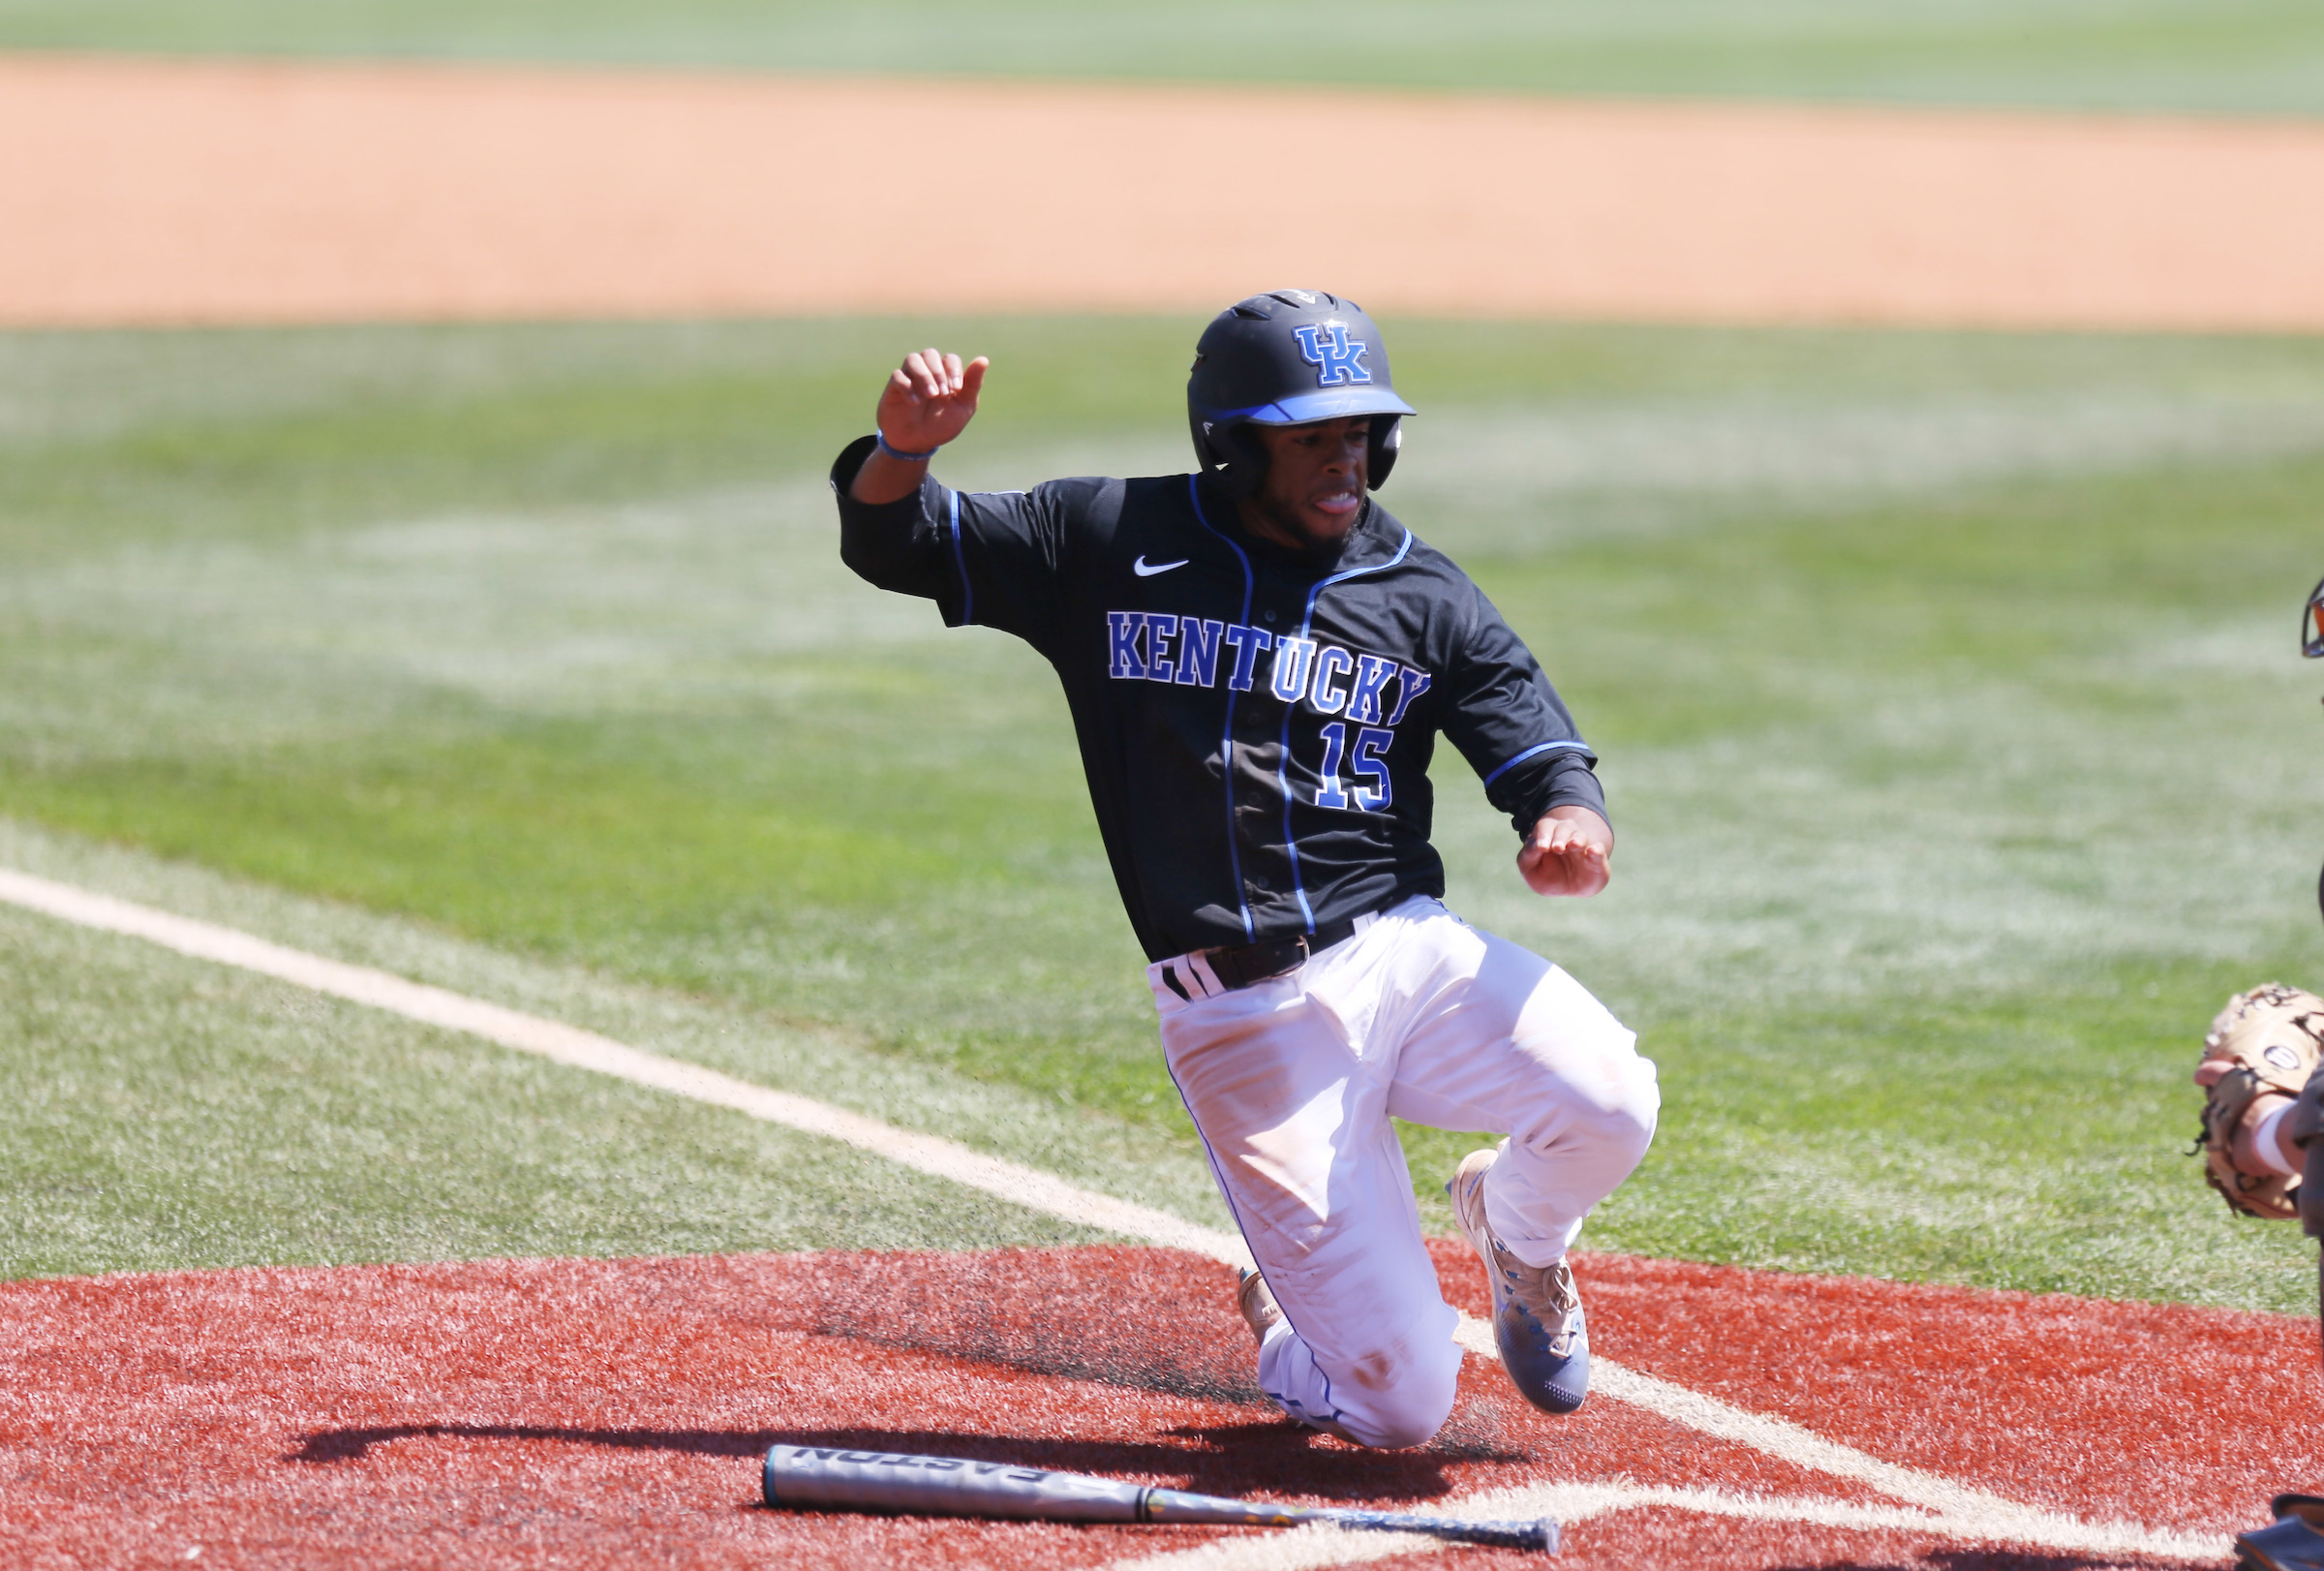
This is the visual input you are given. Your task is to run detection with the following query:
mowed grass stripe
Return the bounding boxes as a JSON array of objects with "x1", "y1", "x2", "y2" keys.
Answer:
[
  {"x1": 0, "y1": 862, "x2": 2208, "y2": 1550},
  {"x1": 0, "y1": 864, "x2": 1238, "y2": 1264},
  {"x1": 0, "y1": 910, "x2": 1104, "y2": 1278},
  {"x1": 4, "y1": 0, "x2": 2324, "y2": 117}
]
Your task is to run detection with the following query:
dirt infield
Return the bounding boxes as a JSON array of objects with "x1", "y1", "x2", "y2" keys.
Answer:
[
  {"x1": 2, "y1": 1241, "x2": 2310, "y2": 1568},
  {"x1": 7, "y1": 54, "x2": 2324, "y2": 329}
]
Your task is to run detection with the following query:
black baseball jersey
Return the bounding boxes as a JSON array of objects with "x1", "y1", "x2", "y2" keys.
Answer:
[{"x1": 832, "y1": 436, "x2": 1606, "y2": 963}]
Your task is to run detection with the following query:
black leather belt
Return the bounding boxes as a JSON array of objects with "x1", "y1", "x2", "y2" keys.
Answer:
[{"x1": 1196, "y1": 914, "x2": 1363, "y2": 993}]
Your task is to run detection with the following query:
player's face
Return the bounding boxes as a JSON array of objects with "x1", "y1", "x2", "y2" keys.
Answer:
[{"x1": 1246, "y1": 416, "x2": 1371, "y2": 548}]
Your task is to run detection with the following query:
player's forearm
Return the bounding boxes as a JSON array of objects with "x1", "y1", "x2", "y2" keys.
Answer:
[
  {"x1": 831, "y1": 436, "x2": 949, "y2": 598},
  {"x1": 850, "y1": 448, "x2": 933, "y2": 505}
]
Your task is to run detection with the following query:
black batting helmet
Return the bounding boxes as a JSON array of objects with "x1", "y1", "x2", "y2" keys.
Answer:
[{"x1": 1187, "y1": 290, "x2": 1416, "y2": 501}]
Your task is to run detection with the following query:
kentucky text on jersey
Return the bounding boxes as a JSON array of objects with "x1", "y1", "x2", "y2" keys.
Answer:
[{"x1": 1104, "y1": 611, "x2": 1431, "y2": 722}]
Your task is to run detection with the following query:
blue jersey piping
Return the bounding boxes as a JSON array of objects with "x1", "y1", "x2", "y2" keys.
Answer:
[
  {"x1": 1185, "y1": 477, "x2": 1257, "y2": 942},
  {"x1": 945, "y1": 488, "x2": 973, "y2": 624},
  {"x1": 1482, "y1": 738, "x2": 1594, "y2": 790},
  {"x1": 1278, "y1": 525, "x2": 1413, "y2": 932}
]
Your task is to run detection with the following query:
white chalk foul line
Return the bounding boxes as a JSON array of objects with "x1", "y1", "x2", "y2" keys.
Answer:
[
  {"x1": 0, "y1": 866, "x2": 2230, "y2": 1563},
  {"x1": 1100, "y1": 1482, "x2": 2231, "y2": 1571}
]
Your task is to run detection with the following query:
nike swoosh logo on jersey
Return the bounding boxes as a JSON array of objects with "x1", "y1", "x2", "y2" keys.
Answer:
[{"x1": 1133, "y1": 555, "x2": 1189, "y2": 577}]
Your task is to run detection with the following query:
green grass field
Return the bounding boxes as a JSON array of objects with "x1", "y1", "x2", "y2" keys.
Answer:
[
  {"x1": 5, "y1": 0, "x2": 2324, "y2": 116},
  {"x1": 4, "y1": 317, "x2": 2323, "y2": 1310}
]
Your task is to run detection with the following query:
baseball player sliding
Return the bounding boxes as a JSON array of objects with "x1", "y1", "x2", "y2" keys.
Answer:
[{"x1": 833, "y1": 291, "x2": 1660, "y2": 1448}]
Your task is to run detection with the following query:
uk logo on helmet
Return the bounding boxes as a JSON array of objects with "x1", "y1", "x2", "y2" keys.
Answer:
[{"x1": 1292, "y1": 323, "x2": 1373, "y2": 387}]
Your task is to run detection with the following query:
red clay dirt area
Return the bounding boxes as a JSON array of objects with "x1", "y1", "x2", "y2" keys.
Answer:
[{"x1": 3, "y1": 1241, "x2": 2316, "y2": 1569}]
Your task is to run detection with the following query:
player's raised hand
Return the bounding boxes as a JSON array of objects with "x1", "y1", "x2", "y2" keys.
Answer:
[
  {"x1": 877, "y1": 347, "x2": 989, "y2": 455},
  {"x1": 1517, "y1": 807, "x2": 1612, "y2": 897},
  {"x1": 849, "y1": 348, "x2": 989, "y2": 503}
]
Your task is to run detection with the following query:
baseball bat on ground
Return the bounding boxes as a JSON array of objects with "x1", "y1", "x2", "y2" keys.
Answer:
[{"x1": 762, "y1": 1444, "x2": 1559, "y2": 1553}]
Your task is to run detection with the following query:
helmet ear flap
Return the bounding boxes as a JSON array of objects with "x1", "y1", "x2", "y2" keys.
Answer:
[
  {"x1": 1190, "y1": 414, "x2": 1269, "y2": 501},
  {"x1": 1367, "y1": 415, "x2": 1402, "y2": 490}
]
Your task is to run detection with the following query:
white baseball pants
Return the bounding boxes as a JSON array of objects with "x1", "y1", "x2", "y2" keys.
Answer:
[{"x1": 1148, "y1": 896, "x2": 1659, "y2": 1450}]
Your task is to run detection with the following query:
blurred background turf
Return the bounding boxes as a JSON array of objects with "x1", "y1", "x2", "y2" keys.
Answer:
[
  {"x1": 3, "y1": 0, "x2": 2323, "y2": 115},
  {"x1": 3, "y1": 318, "x2": 2322, "y2": 1307}
]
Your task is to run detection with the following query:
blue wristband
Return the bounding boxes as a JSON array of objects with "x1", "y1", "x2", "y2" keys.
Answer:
[{"x1": 875, "y1": 432, "x2": 940, "y2": 463}]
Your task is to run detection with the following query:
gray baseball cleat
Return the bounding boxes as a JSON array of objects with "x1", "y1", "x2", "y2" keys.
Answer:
[{"x1": 1449, "y1": 1143, "x2": 1590, "y2": 1414}]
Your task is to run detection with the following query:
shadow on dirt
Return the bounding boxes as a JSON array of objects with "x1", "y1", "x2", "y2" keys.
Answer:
[
  {"x1": 780, "y1": 1247, "x2": 1271, "y2": 1409},
  {"x1": 285, "y1": 1420, "x2": 1514, "y2": 1499}
]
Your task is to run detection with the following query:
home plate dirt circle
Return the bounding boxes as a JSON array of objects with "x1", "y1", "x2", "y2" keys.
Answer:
[{"x1": 0, "y1": 1241, "x2": 2310, "y2": 1568}]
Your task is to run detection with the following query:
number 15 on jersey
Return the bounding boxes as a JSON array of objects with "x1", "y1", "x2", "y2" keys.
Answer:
[{"x1": 1316, "y1": 723, "x2": 1395, "y2": 812}]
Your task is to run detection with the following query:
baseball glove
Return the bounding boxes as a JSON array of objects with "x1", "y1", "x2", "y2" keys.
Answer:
[{"x1": 2195, "y1": 983, "x2": 2324, "y2": 1219}]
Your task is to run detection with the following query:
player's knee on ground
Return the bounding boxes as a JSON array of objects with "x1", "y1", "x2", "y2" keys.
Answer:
[
  {"x1": 1328, "y1": 1332, "x2": 1463, "y2": 1451},
  {"x1": 1259, "y1": 1310, "x2": 1464, "y2": 1450}
]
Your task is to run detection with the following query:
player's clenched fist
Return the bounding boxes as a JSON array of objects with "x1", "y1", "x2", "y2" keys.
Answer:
[{"x1": 1517, "y1": 807, "x2": 1613, "y2": 898}]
